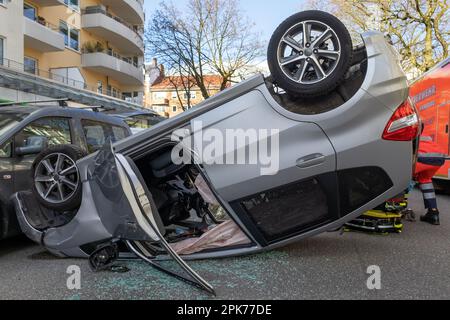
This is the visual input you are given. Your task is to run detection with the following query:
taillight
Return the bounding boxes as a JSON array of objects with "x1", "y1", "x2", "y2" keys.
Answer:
[{"x1": 382, "y1": 99, "x2": 419, "y2": 141}]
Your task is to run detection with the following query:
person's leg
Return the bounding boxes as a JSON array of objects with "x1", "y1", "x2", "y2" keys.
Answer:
[{"x1": 416, "y1": 166, "x2": 440, "y2": 225}]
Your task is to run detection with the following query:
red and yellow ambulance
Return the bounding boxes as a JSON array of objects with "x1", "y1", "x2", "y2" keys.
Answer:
[{"x1": 410, "y1": 58, "x2": 450, "y2": 182}]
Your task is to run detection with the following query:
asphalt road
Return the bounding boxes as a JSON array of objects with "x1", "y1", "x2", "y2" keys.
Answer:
[{"x1": 0, "y1": 189, "x2": 449, "y2": 300}]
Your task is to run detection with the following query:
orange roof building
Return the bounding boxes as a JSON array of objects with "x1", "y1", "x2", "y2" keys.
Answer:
[{"x1": 145, "y1": 73, "x2": 226, "y2": 118}]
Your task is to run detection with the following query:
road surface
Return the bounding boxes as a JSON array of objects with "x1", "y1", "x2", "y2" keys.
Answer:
[{"x1": 0, "y1": 190, "x2": 449, "y2": 300}]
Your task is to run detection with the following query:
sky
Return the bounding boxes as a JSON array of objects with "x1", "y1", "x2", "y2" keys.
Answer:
[{"x1": 144, "y1": 0, "x2": 307, "y2": 43}]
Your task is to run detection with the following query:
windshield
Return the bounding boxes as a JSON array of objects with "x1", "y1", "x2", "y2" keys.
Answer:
[{"x1": 0, "y1": 112, "x2": 29, "y2": 137}]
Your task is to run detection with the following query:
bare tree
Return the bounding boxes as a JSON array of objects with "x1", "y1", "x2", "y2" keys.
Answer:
[
  {"x1": 306, "y1": 0, "x2": 449, "y2": 78},
  {"x1": 146, "y1": 0, "x2": 264, "y2": 99}
]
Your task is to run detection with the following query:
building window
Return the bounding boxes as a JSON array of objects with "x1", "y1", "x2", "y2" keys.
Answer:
[
  {"x1": 172, "y1": 92, "x2": 178, "y2": 99},
  {"x1": 154, "y1": 106, "x2": 165, "y2": 113},
  {"x1": 59, "y1": 21, "x2": 79, "y2": 51},
  {"x1": 153, "y1": 92, "x2": 166, "y2": 100},
  {"x1": 0, "y1": 38, "x2": 4, "y2": 66},
  {"x1": 97, "y1": 81, "x2": 103, "y2": 94},
  {"x1": 172, "y1": 106, "x2": 177, "y2": 112},
  {"x1": 23, "y1": 3, "x2": 37, "y2": 21},
  {"x1": 183, "y1": 91, "x2": 196, "y2": 100},
  {"x1": 123, "y1": 92, "x2": 132, "y2": 101},
  {"x1": 123, "y1": 92, "x2": 140, "y2": 103},
  {"x1": 24, "y1": 57, "x2": 38, "y2": 75},
  {"x1": 70, "y1": 28, "x2": 79, "y2": 51},
  {"x1": 64, "y1": 0, "x2": 79, "y2": 10}
]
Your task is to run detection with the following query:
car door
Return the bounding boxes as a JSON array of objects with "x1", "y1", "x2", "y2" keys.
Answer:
[
  {"x1": 189, "y1": 90, "x2": 338, "y2": 246},
  {"x1": 0, "y1": 141, "x2": 14, "y2": 201},
  {"x1": 87, "y1": 144, "x2": 215, "y2": 294},
  {"x1": 13, "y1": 117, "x2": 73, "y2": 193},
  {"x1": 0, "y1": 140, "x2": 14, "y2": 235}
]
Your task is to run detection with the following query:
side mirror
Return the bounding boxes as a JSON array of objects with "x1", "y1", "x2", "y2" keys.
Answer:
[{"x1": 15, "y1": 136, "x2": 48, "y2": 156}]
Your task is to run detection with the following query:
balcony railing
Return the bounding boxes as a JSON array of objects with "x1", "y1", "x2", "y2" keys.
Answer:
[
  {"x1": 24, "y1": 15, "x2": 60, "y2": 32},
  {"x1": 81, "y1": 47, "x2": 139, "y2": 68},
  {"x1": 23, "y1": 16, "x2": 66, "y2": 52},
  {"x1": 100, "y1": 0, "x2": 144, "y2": 25},
  {"x1": 82, "y1": 51, "x2": 144, "y2": 85},
  {"x1": 107, "y1": 50, "x2": 139, "y2": 68},
  {"x1": 82, "y1": 7, "x2": 143, "y2": 41},
  {"x1": 0, "y1": 57, "x2": 140, "y2": 103}
]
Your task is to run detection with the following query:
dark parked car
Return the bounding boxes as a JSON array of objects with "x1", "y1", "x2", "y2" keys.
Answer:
[{"x1": 0, "y1": 106, "x2": 131, "y2": 239}]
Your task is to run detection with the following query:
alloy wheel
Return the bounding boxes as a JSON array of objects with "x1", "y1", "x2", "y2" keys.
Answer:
[
  {"x1": 277, "y1": 20, "x2": 342, "y2": 85},
  {"x1": 34, "y1": 153, "x2": 80, "y2": 204}
]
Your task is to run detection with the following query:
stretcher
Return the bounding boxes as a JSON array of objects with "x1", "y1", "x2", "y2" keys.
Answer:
[{"x1": 344, "y1": 194, "x2": 409, "y2": 235}]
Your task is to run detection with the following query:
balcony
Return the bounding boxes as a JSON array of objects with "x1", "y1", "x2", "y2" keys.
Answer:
[
  {"x1": 0, "y1": 57, "x2": 142, "y2": 109},
  {"x1": 24, "y1": 17, "x2": 65, "y2": 52},
  {"x1": 81, "y1": 8, "x2": 144, "y2": 55},
  {"x1": 82, "y1": 52, "x2": 144, "y2": 86},
  {"x1": 101, "y1": 0, "x2": 144, "y2": 24},
  {"x1": 30, "y1": 0, "x2": 64, "y2": 6}
]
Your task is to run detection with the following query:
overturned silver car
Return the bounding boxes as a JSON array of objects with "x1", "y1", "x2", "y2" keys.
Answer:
[{"x1": 14, "y1": 11, "x2": 419, "y2": 294}]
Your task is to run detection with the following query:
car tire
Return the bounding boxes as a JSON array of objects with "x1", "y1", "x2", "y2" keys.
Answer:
[
  {"x1": 268, "y1": 10, "x2": 353, "y2": 97},
  {"x1": 32, "y1": 145, "x2": 87, "y2": 211}
]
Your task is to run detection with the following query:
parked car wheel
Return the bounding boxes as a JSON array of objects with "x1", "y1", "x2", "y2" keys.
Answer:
[
  {"x1": 32, "y1": 145, "x2": 87, "y2": 211},
  {"x1": 268, "y1": 10, "x2": 353, "y2": 97}
]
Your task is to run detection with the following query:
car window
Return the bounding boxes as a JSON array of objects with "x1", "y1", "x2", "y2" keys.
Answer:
[
  {"x1": 0, "y1": 141, "x2": 11, "y2": 158},
  {"x1": 15, "y1": 117, "x2": 72, "y2": 149},
  {"x1": 0, "y1": 112, "x2": 30, "y2": 137},
  {"x1": 82, "y1": 120, "x2": 128, "y2": 153},
  {"x1": 126, "y1": 117, "x2": 152, "y2": 130},
  {"x1": 112, "y1": 126, "x2": 128, "y2": 142},
  {"x1": 82, "y1": 120, "x2": 108, "y2": 153},
  {"x1": 125, "y1": 115, "x2": 164, "y2": 130}
]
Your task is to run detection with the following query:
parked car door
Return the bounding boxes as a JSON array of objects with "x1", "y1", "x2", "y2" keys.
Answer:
[
  {"x1": 13, "y1": 117, "x2": 73, "y2": 192},
  {"x1": 0, "y1": 141, "x2": 14, "y2": 200},
  {"x1": 0, "y1": 140, "x2": 15, "y2": 235}
]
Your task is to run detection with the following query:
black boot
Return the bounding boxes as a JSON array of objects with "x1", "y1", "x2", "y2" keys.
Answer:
[{"x1": 420, "y1": 210, "x2": 440, "y2": 226}]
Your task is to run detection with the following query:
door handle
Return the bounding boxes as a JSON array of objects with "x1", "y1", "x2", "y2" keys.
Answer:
[{"x1": 296, "y1": 154, "x2": 326, "y2": 169}]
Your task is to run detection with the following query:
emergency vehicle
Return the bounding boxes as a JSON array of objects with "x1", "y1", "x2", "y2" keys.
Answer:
[{"x1": 410, "y1": 58, "x2": 450, "y2": 183}]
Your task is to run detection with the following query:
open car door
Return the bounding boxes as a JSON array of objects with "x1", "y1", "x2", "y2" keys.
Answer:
[{"x1": 89, "y1": 143, "x2": 215, "y2": 295}]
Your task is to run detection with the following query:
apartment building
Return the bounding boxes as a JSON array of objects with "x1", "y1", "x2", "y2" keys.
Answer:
[
  {"x1": 145, "y1": 72, "x2": 225, "y2": 118},
  {"x1": 0, "y1": 0, "x2": 145, "y2": 109}
]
